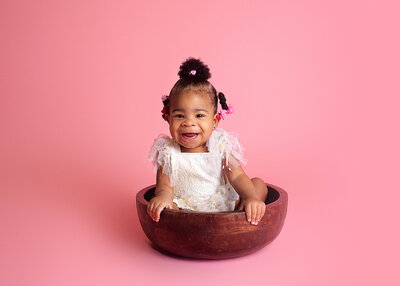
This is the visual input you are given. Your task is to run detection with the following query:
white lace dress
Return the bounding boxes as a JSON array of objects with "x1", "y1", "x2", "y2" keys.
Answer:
[{"x1": 148, "y1": 128, "x2": 247, "y2": 212}]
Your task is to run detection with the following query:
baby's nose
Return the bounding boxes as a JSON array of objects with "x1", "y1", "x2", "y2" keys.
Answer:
[{"x1": 182, "y1": 119, "x2": 195, "y2": 126}]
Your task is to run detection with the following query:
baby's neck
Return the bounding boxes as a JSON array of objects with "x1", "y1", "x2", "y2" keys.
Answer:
[{"x1": 180, "y1": 144, "x2": 209, "y2": 153}]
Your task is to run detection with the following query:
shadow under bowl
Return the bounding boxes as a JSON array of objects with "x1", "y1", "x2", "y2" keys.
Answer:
[{"x1": 136, "y1": 183, "x2": 288, "y2": 259}]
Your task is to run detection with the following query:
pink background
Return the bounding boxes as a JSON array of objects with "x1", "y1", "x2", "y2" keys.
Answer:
[{"x1": 1, "y1": 0, "x2": 399, "y2": 285}]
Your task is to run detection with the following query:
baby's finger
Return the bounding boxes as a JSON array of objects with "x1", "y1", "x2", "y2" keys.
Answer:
[
  {"x1": 251, "y1": 204, "x2": 257, "y2": 224},
  {"x1": 155, "y1": 204, "x2": 166, "y2": 222},
  {"x1": 147, "y1": 202, "x2": 155, "y2": 217},
  {"x1": 255, "y1": 205, "x2": 262, "y2": 223},
  {"x1": 151, "y1": 202, "x2": 161, "y2": 221},
  {"x1": 260, "y1": 204, "x2": 266, "y2": 220},
  {"x1": 245, "y1": 204, "x2": 252, "y2": 223}
]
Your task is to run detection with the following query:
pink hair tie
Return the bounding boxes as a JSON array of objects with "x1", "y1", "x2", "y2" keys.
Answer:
[
  {"x1": 217, "y1": 104, "x2": 234, "y2": 120},
  {"x1": 161, "y1": 95, "x2": 169, "y2": 120}
]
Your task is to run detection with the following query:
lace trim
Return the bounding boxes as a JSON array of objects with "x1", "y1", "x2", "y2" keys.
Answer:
[
  {"x1": 206, "y1": 128, "x2": 247, "y2": 169},
  {"x1": 147, "y1": 134, "x2": 177, "y2": 184}
]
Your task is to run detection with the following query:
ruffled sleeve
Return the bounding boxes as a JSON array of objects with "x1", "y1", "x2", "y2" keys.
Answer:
[
  {"x1": 148, "y1": 134, "x2": 175, "y2": 183},
  {"x1": 206, "y1": 128, "x2": 247, "y2": 169}
]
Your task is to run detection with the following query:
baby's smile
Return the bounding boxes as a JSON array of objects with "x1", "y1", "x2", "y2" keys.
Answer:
[{"x1": 180, "y1": 132, "x2": 199, "y2": 143}]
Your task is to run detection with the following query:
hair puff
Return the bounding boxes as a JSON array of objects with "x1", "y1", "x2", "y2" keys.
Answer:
[{"x1": 178, "y1": 57, "x2": 211, "y2": 81}]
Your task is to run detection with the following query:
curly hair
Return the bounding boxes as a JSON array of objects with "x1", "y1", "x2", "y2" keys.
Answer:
[{"x1": 162, "y1": 57, "x2": 230, "y2": 119}]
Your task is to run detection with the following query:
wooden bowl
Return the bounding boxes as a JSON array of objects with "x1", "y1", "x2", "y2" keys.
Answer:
[{"x1": 136, "y1": 183, "x2": 288, "y2": 259}]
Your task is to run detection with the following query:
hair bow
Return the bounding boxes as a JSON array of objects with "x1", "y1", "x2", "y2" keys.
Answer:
[{"x1": 217, "y1": 104, "x2": 234, "y2": 120}]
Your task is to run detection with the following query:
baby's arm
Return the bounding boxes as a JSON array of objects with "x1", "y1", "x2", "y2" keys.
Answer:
[
  {"x1": 147, "y1": 167, "x2": 176, "y2": 222},
  {"x1": 224, "y1": 157, "x2": 266, "y2": 225}
]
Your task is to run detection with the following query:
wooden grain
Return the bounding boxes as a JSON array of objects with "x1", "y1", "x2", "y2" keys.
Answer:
[{"x1": 136, "y1": 183, "x2": 288, "y2": 259}]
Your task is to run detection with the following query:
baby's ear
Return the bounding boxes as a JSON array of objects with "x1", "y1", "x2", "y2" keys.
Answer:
[
  {"x1": 164, "y1": 113, "x2": 170, "y2": 123},
  {"x1": 213, "y1": 113, "x2": 219, "y2": 127}
]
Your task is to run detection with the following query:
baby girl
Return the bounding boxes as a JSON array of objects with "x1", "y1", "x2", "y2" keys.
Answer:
[{"x1": 148, "y1": 58, "x2": 268, "y2": 225}]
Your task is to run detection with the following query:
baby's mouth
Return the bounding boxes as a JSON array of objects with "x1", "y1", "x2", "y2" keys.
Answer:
[{"x1": 180, "y1": 133, "x2": 198, "y2": 142}]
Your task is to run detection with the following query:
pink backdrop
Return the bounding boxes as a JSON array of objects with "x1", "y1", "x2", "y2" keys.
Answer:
[{"x1": 1, "y1": 0, "x2": 399, "y2": 285}]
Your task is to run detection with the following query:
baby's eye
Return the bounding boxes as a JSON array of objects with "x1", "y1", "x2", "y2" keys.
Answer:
[
  {"x1": 174, "y1": 114, "x2": 184, "y2": 118},
  {"x1": 196, "y1": 114, "x2": 205, "y2": 118}
]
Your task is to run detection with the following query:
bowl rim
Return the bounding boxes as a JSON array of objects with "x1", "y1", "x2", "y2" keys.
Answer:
[{"x1": 136, "y1": 182, "x2": 288, "y2": 216}]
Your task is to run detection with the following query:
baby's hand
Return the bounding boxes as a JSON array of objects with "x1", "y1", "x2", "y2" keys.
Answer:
[
  {"x1": 238, "y1": 197, "x2": 266, "y2": 225},
  {"x1": 147, "y1": 195, "x2": 174, "y2": 222}
]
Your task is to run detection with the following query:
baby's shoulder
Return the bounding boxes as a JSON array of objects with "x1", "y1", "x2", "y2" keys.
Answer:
[
  {"x1": 207, "y1": 128, "x2": 242, "y2": 151},
  {"x1": 207, "y1": 128, "x2": 247, "y2": 166},
  {"x1": 149, "y1": 134, "x2": 180, "y2": 155},
  {"x1": 148, "y1": 134, "x2": 180, "y2": 181}
]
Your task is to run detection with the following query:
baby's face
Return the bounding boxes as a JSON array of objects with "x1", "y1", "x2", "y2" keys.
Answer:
[{"x1": 165, "y1": 91, "x2": 218, "y2": 153}]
